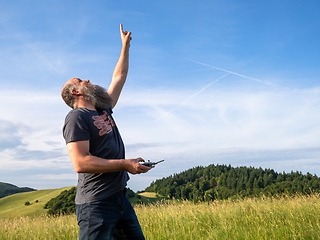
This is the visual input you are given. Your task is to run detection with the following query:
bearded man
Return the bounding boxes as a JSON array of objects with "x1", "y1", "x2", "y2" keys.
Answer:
[{"x1": 61, "y1": 24, "x2": 150, "y2": 240}]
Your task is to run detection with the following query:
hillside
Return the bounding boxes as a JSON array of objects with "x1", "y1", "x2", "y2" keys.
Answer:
[
  {"x1": 0, "y1": 186, "x2": 74, "y2": 219},
  {"x1": 0, "y1": 186, "x2": 164, "y2": 219},
  {"x1": 0, "y1": 182, "x2": 35, "y2": 199},
  {"x1": 145, "y1": 164, "x2": 320, "y2": 201}
]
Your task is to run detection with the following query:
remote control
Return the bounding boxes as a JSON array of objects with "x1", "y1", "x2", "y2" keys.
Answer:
[{"x1": 141, "y1": 160, "x2": 164, "y2": 168}]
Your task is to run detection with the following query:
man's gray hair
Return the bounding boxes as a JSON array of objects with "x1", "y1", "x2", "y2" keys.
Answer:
[{"x1": 61, "y1": 83, "x2": 81, "y2": 109}]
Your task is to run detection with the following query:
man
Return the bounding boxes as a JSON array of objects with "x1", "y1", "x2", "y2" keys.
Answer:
[{"x1": 61, "y1": 24, "x2": 151, "y2": 240}]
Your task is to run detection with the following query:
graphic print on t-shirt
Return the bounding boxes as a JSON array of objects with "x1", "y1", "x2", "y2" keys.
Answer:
[{"x1": 92, "y1": 110, "x2": 116, "y2": 136}]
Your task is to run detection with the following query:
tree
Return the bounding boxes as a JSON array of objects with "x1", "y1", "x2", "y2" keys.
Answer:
[
  {"x1": 44, "y1": 187, "x2": 76, "y2": 215},
  {"x1": 204, "y1": 189, "x2": 216, "y2": 201}
]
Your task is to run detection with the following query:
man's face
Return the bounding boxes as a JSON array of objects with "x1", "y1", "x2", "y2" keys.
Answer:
[{"x1": 63, "y1": 78, "x2": 113, "y2": 110}]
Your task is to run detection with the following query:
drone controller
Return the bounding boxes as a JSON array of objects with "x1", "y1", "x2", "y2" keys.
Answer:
[{"x1": 141, "y1": 160, "x2": 164, "y2": 168}]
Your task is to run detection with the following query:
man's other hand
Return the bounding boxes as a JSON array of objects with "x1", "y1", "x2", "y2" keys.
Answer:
[{"x1": 125, "y1": 157, "x2": 151, "y2": 174}]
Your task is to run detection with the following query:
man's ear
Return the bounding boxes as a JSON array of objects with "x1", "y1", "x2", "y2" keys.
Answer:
[{"x1": 71, "y1": 89, "x2": 82, "y2": 96}]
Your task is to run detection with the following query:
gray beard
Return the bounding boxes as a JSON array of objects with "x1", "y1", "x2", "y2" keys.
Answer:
[{"x1": 82, "y1": 84, "x2": 113, "y2": 111}]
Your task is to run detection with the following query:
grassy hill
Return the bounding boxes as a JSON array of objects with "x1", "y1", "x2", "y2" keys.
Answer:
[
  {"x1": 0, "y1": 187, "x2": 164, "y2": 219},
  {"x1": 0, "y1": 186, "x2": 74, "y2": 219},
  {"x1": 129, "y1": 192, "x2": 164, "y2": 205}
]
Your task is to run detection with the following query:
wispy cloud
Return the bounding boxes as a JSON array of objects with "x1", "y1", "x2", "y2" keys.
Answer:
[
  {"x1": 118, "y1": 85, "x2": 320, "y2": 184},
  {"x1": 156, "y1": 73, "x2": 230, "y2": 120}
]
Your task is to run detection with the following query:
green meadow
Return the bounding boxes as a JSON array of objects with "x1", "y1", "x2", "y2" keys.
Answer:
[
  {"x1": 0, "y1": 190, "x2": 319, "y2": 239},
  {"x1": 0, "y1": 187, "x2": 74, "y2": 219}
]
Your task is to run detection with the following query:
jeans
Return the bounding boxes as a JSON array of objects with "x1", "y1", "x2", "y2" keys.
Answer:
[{"x1": 76, "y1": 189, "x2": 145, "y2": 240}]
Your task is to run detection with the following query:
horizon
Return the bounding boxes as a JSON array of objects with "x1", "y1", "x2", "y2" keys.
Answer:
[{"x1": 2, "y1": 160, "x2": 320, "y2": 191}]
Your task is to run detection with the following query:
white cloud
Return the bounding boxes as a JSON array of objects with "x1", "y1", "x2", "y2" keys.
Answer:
[
  {"x1": 32, "y1": 173, "x2": 77, "y2": 180},
  {"x1": 118, "y1": 85, "x2": 320, "y2": 149},
  {"x1": 0, "y1": 89, "x2": 69, "y2": 174}
]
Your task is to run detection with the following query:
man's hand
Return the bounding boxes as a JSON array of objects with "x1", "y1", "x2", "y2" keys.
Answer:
[
  {"x1": 125, "y1": 157, "x2": 151, "y2": 174},
  {"x1": 120, "y1": 24, "x2": 132, "y2": 48}
]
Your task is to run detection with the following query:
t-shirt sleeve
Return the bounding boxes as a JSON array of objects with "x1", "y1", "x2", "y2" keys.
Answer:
[{"x1": 63, "y1": 111, "x2": 91, "y2": 144}]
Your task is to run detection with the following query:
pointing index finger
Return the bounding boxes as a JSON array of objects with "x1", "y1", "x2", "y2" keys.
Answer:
[{"x1": 120, "y1": 24, "x2": 123, "y2": 34}]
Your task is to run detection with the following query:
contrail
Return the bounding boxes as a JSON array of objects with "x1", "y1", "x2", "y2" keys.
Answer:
[
  {"x1": 188, "y1": 59, "x2": 277, "y2": 87},
  {"x1": 157, "y1": 60, "x2": 277, "y2": 120},
  {"x1": 157, "y1": 72, "x2": 230, "y2": 120}
]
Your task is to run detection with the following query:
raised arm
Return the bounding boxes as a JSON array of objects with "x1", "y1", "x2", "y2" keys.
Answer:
[{"x1": 107, "y1": 24, "x2": 132, "y2": 109}]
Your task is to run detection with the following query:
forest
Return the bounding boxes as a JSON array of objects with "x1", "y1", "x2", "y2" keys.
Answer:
[
  {"x1": 0, "y1": 182, "x2": 35, "y2": 199},
  {"x1": 144, "y1": 164, "x2": 320, "y2": 201}
]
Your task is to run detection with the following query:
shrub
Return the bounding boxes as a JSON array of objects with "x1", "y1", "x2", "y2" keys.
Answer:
[{"x1": 44, "y1": 187, "x2": 76, "y2": 215}]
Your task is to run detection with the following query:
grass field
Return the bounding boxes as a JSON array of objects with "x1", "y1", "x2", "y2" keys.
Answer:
[
  {"x1": 136, "y1": 193, "x2": 320, "y2": 239},
  {"x1": 0, "y1": 192, "x2": 319, "y2": 239}
]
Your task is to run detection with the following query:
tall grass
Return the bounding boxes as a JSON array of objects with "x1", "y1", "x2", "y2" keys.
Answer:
[
  {"x1": 0, "y1": 214, "x2": 78, "y2": 240},
  {"x1": 0, "y1": 193, "x2": 319, "y2": 239},
  {"x1": 137, "y1": 193, "x2": 320, "y2": 240}
]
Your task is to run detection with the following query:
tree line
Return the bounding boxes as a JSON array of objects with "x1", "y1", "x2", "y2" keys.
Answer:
[
  {"x1": 0, "y1": 182, "x2": 35, "y2": 199},
  {"x1": 144, "y1": 164, "x2": 320, "y2": 201}
]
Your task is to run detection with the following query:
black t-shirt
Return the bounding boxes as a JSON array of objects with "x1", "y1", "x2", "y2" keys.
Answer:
[{"x1": 63, "y1": 107, "x2": 129, "y2": 204}]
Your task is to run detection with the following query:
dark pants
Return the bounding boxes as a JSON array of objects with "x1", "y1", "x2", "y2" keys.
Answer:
[{"x1": 76, "y1": 189, "x2": 145, "y2": 240}]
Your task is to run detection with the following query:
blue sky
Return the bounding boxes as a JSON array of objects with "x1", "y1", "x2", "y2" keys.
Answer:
[{"x1": 0, "y1": 0, "x2": 320, "y2": 191}]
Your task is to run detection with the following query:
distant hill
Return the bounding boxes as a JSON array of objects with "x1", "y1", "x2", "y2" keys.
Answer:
[
  {"x1": 0, "y1": 182, "x2": 35, "y2": 199},
  {"x1": 0, "y1": 186, "x2": 74, "y2": 219},
  {"x1": 144, "y1": 164, "x2": 320, "y2": 201}
]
